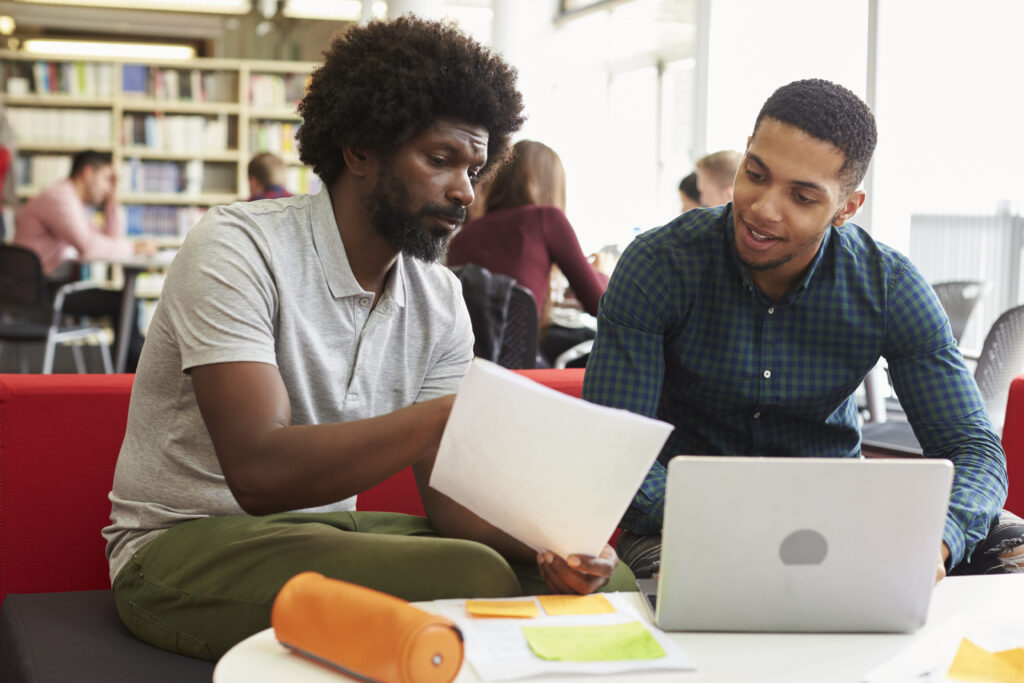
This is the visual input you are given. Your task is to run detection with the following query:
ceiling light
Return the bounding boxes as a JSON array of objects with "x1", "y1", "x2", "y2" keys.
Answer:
[
  {"x1": 11, "y1": 0, "x2": 250, "y2": 13},
  {"x1": 282, "y1": 0, "x2": 385, "y2": 21},
  {"x1": 0, "y1": 16, "x2": 16, "y2": 35},
  {"x1": 23, "y1": 39, "x2": 196, "y2": 60}
]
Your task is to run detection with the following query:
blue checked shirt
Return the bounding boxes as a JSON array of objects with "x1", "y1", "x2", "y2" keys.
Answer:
[{"x1": 583, "y1": 205, "x2": 1007, "y2": 568}]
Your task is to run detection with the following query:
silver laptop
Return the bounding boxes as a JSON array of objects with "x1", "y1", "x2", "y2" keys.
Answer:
[{"x1": 638, "y1": 455, "x2": 953, "y2": 633}]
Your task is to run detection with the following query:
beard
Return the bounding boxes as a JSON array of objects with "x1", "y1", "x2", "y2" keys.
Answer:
[{"x1": 367, "y1": 166, "x2": 466, "y2": 263}]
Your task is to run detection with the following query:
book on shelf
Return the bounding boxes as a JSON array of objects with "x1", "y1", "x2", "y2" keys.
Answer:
[{"x1": 8, "y1": 107, "x2": 112, "y2": 146}]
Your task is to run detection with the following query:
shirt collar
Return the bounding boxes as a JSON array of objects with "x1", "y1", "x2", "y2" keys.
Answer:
[
  {"x1": 310, "y1": 186, "x2": 406, "y2": 308},
  {"x1": 723, "y1": 204, "x2": 833, "y2": 305}
]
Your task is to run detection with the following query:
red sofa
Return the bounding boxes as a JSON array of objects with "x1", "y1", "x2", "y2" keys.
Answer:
[
  {"x1": 0, "y1": 368, "x2": 585, "y2": 604},
  {"x1": 0, "y1": 369, "x2": 588, "y2": 683}
]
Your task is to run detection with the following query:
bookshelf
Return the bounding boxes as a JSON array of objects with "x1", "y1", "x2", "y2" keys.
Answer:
[{"x1": 0, "y1": 51, "x2": 321, "y2": 243}]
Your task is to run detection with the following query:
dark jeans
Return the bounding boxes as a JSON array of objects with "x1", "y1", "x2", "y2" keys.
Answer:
[{"x1": 617, "y1": 509, "x2": 1024, "y2": 579}]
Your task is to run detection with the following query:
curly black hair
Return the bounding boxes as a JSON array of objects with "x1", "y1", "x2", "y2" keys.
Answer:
[
  {"x1": 753, "y1": 79, "x2": 877, "y2": 193},
  {"x1": 297, "y1": 16, "x2": 525, "y2": 187}
]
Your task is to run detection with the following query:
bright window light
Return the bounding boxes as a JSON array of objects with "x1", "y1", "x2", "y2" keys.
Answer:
[
  {"x1": 12, "y1": 0, "x2": 250, "y2": 12},
  {"x1": 23, "y1": 39, "x2": 196, "y2": 60},
  {"x1": 282, "y1": 0, "x2": 386, "y2": 20}
]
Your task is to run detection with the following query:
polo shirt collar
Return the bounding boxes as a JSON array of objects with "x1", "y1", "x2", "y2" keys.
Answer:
[{"x1": 310, "y1": 186, "x2": 407, "y2": 308}]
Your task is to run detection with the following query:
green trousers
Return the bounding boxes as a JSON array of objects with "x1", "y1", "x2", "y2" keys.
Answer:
[{"x1": 112, "y1": 511, "x2": 636, "y2": 661}]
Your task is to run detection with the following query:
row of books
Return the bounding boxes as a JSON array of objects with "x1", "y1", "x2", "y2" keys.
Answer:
[
  {"x1": 119, "y1": 159, "x2": 205, "y2": 195},
  {"x1": 248, "y1": 72, "x2": 307, "y2": 109},
  {"x1": 1, "y1": 60, "x2": 117, "y2": 99},
  {"x1": 7, "y1": 107, "x2": 113, "y2": 146},
  {"x1": 14, "y1": 154, "x2": 71, "y2": 189},
  {"x1": 248, "y1": 121, "x2": 299, "y2": 157},
  {"x1": 121, "y1": 65, "x2": 238, "y2": 103},
  {"x1": 122, "y1": 113, "x2": 230, "y2": 154},
  {"x1": 285, "y1": 166, "x2": 322, "y2": 196},
  {"x1": 124, "y1": 204, "x2": 206, "y2": 239}
]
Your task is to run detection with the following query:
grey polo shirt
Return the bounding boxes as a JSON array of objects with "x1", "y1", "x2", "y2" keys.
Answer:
[{"x1": 103, "y1": 188, "x2": 474, "y2": 582}]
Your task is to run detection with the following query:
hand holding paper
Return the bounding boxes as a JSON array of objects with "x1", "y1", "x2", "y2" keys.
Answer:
[{"x1": 429, "y1": 360, "x2": 672, "y2": 559}]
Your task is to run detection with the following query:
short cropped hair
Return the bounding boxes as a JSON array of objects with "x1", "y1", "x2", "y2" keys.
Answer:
[
  {"x1": 678, "y1": 172, "x2": 700, "y2": 203},
  {"x1": 69, "y1": 150, "x2": 111, "y2": 179},
  {"x1": 248, "y1": 153, "x2": 287, "y2": 187},
  {"x1": 753, "y1": 78, "x2": 877, "y2": 193},
  {"x1": 695, "y1": 150, "x2": 741, "y2": 189},
  {"x1": 297, "y1": 16, "x2": 525, "y2": 187}
]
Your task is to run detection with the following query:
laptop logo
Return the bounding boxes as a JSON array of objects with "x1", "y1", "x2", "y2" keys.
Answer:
[{"x1": 779, "y1": 529, "x2": 828, "y2": 565}]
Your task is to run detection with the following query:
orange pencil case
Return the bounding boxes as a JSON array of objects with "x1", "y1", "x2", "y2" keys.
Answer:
[{"x1": 271, "y1": 571, "x2": 464, "y2": 683}]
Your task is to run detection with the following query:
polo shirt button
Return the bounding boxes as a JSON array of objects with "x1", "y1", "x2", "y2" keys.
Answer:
[
  {"x1": 359, "y1": 297, "x2": 370, "y2": 307},
  {"x1": 763, "y1": 370, "x2": 771, "y2": 379},
  {"x1": 768, "y1": 306, "x2": 775, "y2": 314},
  {"x1": 754, "y1": 411, "x2": 761, "y2": 419}
]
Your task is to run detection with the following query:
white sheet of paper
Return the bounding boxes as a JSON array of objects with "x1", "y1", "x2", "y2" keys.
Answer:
[{"x1": 429, "y1": 359, "x2": 672, "y2": 558}]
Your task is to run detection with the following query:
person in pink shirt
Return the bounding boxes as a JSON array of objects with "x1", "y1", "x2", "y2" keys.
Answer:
[
  {"x1": 13, "y1": 150, "x2": 156, "y2": 370},
  {"x1": 14, "y1": 150, "x2": 156, "y2": 276}
]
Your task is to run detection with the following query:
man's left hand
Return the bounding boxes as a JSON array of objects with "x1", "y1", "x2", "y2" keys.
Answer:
[
  {"x1": 537, "y1": 544, "x2": 617, "y2": 594},
  {"x1": 936, "y1": 542, "x2": 951, "y2": 583}
]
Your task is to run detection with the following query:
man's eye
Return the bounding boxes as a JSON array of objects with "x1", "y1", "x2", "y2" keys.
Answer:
[
  {"x1": 794, "y1": 193, "x2": 816, "y2": 205},
  {"x1": 745, "y1": 168, "x2": 765, "y2": 182},
  {"x1": 430, "y1": 155, "x2": 446, "y2": 167}
]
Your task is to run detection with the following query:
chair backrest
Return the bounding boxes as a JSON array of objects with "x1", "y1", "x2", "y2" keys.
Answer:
[
  {"x1": 974, "y1": 303, "x2": 1024, "y2": 419},
  {"x1": 931, "y1": 280, "x2": 987, "y2": 344},
  {"x1": 496, "y1": 285, "x2": 538, "y2": 369},
  {"x1": 451, "y1": 263, "x2": 538, "y2": 369},
  {"x1": 0, "y1": 245, "x2": 48, "y2": 315}
]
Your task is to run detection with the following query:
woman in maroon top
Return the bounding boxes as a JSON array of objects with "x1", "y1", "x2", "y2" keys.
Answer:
[{"x1": 447, "y1": 140, "x2": 608, "y2": 326}]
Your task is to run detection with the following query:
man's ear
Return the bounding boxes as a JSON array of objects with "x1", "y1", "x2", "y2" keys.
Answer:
[
  {"x1": 833, "y1": 190, "x2": 866, "y2": 226},
  {"x1": 342, "y1": 148, "x2": 373, "y2": 177}
]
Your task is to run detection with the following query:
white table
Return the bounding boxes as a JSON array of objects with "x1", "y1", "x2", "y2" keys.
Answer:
[{"x1": 213, "y1": 574, "x2": 1023, "y2": 682}]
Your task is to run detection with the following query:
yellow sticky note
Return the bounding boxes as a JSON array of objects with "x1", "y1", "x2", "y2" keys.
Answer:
[
  {"x1": 947, "y1": 638, "x2": 1024, "y2": 683},
  {"x1": 521, "y1": 621, "x2": 666, "y2": 662},
  {"x1": 537, "y1": 594, "x2": 615, "y2": 616},
  {"x1": 465, "y1": 600, "x2": 539, "y2": 618}
]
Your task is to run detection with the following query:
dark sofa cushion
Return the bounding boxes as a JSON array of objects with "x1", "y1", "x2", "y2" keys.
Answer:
[{"x1": 0, "y1": 591, "x2": 214, "y2": 683}]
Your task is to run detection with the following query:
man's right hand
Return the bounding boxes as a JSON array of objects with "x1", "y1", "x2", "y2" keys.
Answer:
[{"x1": 132, "y1": 240, "x2": 159, "y2": 257}]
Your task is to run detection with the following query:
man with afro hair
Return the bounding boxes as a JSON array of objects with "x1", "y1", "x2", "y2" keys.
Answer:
[
  {"x1": 103, "y1": 16, "x2": 630, "y2": 662},
  {"x1": 585, "y1": 78, "x2": 1022, "y2": 583}
]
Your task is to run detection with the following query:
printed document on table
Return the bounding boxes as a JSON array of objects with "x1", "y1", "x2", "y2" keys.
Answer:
[
  {"x1": 430, "y1": 359, "x2": 672, "y2": 558},
  {"x1": 435, "y1": 592, "x2": 695, "y2": 681}
]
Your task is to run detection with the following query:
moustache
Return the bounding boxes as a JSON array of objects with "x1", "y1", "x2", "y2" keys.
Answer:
[{"x1": 422, "y1": 204, "x2": 467, "y2": 224}]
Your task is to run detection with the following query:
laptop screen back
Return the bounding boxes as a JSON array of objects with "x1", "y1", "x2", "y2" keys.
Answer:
[{"x1": 654, "y1": 456, "x2": 953, "y2": 633}]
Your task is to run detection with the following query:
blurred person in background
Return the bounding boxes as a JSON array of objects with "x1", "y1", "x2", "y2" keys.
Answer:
[
  {"x1": 447, "y1": 139, "x2": 611, "y2": 366},
  {"x1": 247, "y1": 152, "x2": 293, "y2": 201},
  {"x1": 13, "y1": 149, "x2": 156, "y2": 370},
  {"x1": 694, "y1": 149, "x2": 742, "y2": 207},
  {"x1": 678, "y1": 171, "x2": 701, "y2": 213}
]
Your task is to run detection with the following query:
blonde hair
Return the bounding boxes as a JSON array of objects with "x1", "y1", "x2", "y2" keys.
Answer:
[
  {"x1": 695, "y1": 149, "x2": 742, "y2": 189},
  {"x1": 483, "y1": 139, "x2": 566, "y2": 213}
]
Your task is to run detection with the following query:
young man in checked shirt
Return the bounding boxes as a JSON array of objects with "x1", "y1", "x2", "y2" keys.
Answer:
[{"x1": 584, "y1": 78, "x2": 1023, "y2": 581}]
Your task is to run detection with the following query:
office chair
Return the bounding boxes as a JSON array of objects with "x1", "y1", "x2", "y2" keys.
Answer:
[
  {"x1": 931, "y1": 280, "x2": 988, "y2": 345},
  {"x1": 451, "y1": 263, "x2": 538, "y2": 369},
  {"x1": 861, "y1": 302, "x2": 1024, "y2": 455},
  {"x1": 0, "y1": 245, "x2": 113, "y2": 373},
  {"x1": 496, "y1": 284, "x2": 539, "y2": 369}
]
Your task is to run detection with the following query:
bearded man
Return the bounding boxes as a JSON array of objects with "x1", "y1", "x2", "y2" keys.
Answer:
[{"x1": 103, "y1": 16, "x2": 631, "y2": 662}]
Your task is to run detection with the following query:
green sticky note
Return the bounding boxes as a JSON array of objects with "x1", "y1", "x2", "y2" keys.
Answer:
[{"x1": 521, "y1": 621, "x2": 666, "y2": 662}]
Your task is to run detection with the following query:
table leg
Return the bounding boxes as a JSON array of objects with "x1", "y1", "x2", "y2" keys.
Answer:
[{"x1": 114, "y1": 268, "x2": 139, "y2": 373}]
